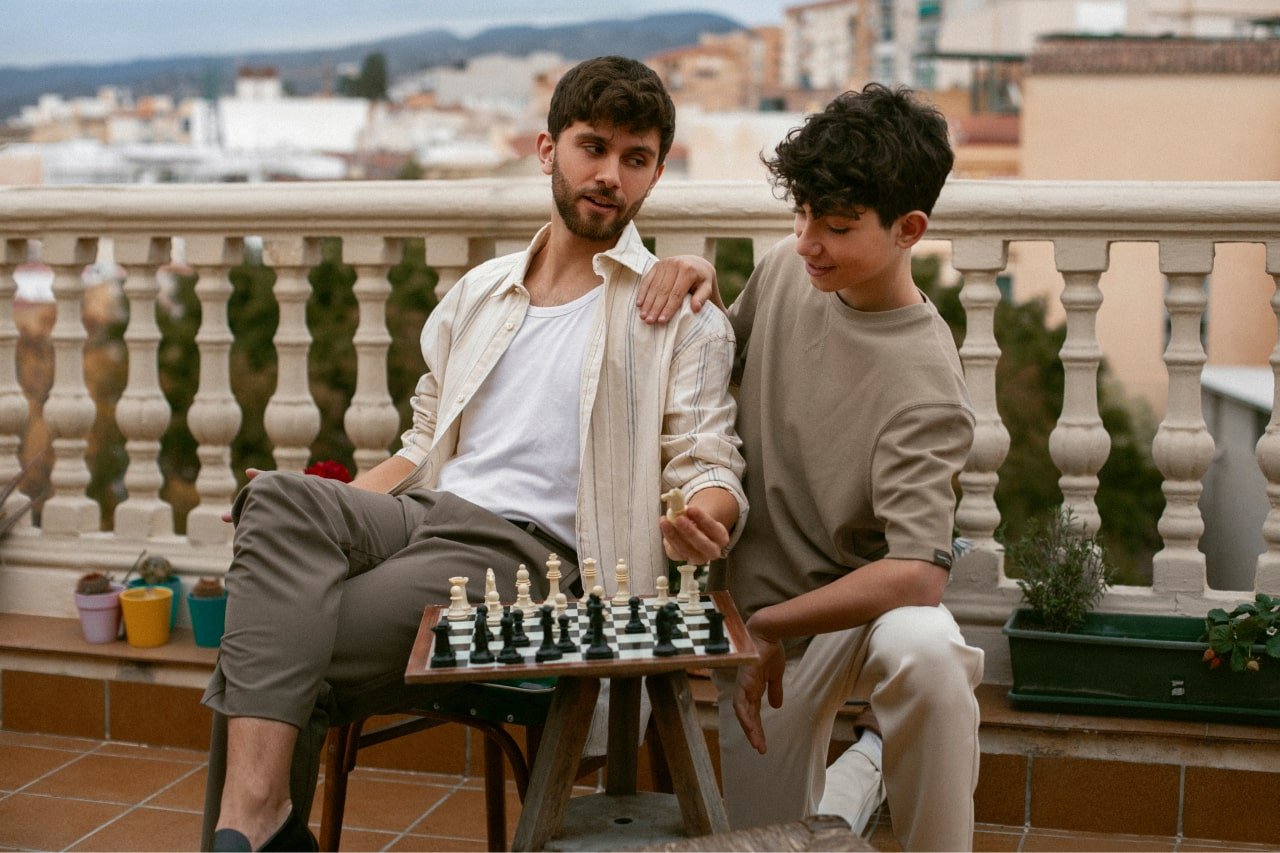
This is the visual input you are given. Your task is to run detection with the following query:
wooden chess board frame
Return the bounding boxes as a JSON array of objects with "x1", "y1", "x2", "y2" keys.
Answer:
[{"x1": 405, "y1": 590, "x2": 757, "y2": 684}]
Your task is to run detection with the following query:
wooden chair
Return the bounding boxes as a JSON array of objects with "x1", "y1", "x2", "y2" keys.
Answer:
[{"x1": 319, "y1": 678, "x2": 628, "y2": 851}]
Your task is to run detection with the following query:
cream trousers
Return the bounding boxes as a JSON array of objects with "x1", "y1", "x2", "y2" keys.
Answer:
[{"x1": 715, "y1": 604, "x2": 983, "y2": 851}]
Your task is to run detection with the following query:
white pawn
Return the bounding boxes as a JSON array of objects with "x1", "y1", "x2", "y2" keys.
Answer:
[
  {"x1": 514, "y1": 565, "x2": 537, "y2": 616},
  {"x1": 612, "y1": 558, "x2": 631, "y2": 606},
  {"x1": 554, "y1": 592, "x2": 567, "y2": 616},
  {"x1": 581, "y1": 558, "x2": 598, "y2": 597},
  {"x1": 545, "y1": 553, "x2": 563, "y2": 599},
  {"x1": 447, "y1": 583, "x2": 470, "y2": 622},
  {"x1": 591, "y1": 584, "x2": 606, "y2": 609},
  {"x1": 678, "y1": 564, "x2": 701, "y2": 614},
  {"x1": 486, "y1": 588, "x2": 502, "y2": 626},
  {"x1": 654, "y1": 575, "x2": 670, "y2": 607}
]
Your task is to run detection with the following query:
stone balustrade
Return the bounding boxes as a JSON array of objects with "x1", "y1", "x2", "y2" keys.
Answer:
[{"x1": 2, "y1": 178, "x2": 1278, "y2": 676}]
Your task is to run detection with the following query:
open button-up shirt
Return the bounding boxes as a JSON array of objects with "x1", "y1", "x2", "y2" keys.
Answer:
[{"x1": 393, "y1": 222, "x2": 747, "y2": 594}]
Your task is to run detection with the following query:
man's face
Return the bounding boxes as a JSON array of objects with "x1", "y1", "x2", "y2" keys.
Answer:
[
  {"x1": 540, "y1": 120, "x2": 664, "y2": 244},
  {"x1": 792, "y1": 203, "x2": 902, "y2": 302}
]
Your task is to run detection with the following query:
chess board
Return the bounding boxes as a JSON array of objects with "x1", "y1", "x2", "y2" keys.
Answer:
[{"x1": 405, "y1": 590, "x2": 757, "y2": 684}]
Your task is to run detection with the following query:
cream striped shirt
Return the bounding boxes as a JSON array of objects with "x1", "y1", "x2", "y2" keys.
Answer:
[{"x1": 392, "y1": 222, "x2": 747, "y2": 594}]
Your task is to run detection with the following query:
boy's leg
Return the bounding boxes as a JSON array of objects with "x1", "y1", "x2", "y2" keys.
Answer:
[
  {"x1": 854, "y1": 605, "x2": 984, "y2": 852},
  {"x1": 714, "y1": 626, "x2": 872, "y2": 830}
]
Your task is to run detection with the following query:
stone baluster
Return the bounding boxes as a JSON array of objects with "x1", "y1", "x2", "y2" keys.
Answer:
[
  {"x1": 40, "y1": 235, "x2": 100, "y2": 534},
  {"x1": 185, "y1": 236, "x2": 244, "y2": 546},
  {"x1": 952, "y1": 237, "x2": 1011, "y2": 588},
  {"x1": 1254, "y1": 241, "x2": 1280, "y2": 595},
  {"x1": 112, "y1": 236, "x2": 174, "y2": 538},
  {"x1": 0, "y1": 239, "x2": 30, "y2": 527},
  {"x1": 342, "y1": 236, "x2": 402, "y2": 475},
  {"x1": 1151, "y1": 240, "x2": 1215, "y2": 595},
  {"x1": 426, "y1": 235, "x2": 473, "y2": 300},
  {"x1": 262, "y1": 237, "x2": 321, "y2": 472},
  {"x1": 1047, "y1": 239, "x2": 1111, "y2": 534},
  {"x1": 654, "y1": 234, "x2": 716, "y2": 263}
]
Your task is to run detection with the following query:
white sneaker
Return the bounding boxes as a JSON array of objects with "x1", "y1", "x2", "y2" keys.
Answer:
[{"x1": 817, "y1": 729, "x2": 885, "y2": 835}]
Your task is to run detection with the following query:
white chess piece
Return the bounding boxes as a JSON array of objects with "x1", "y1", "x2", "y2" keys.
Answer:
[
  {"x1": 484, "y1": 567, "x2": 497, "y2": 602},
  {"x1": 662, "y1": 487, "x2": 687, "y2": 522},
  {"x1": 447, "y1": 583, "x2": 470, "y2": 622},
  {"x1": 654, "y1": 575, "x2": 670, "y2": 606},
  {"x1": 545, "y1": 553, "x2": 563, "y2": 599},
  {"x1": 581, "y1": 557, "x2": 597, "y2": 596},
  {"x1": 612, "y1": 558, "x2": 631, "y2": 605},
  {"x1": 514, "y1": 565, "x2": 537, "y2": 616},
  {"x1": 678, "y1": 564, "x2": 701, "y2": 614},
  {"x1": 486, "y1": 588, "x2": 502, "y2": 626},
  {"x1": 554, "y1": 592, "x2": 567, "y2": 616},
  {"x1": 590, "y1": 584, "x2": 606, "y2": 607}
]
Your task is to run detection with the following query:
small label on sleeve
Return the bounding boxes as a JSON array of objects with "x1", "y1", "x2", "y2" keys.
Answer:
[{"x1": 932, "y1": 549, "x2": 954, "y2": 570}]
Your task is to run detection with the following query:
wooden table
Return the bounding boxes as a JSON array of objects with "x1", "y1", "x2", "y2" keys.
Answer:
[{"x1": 405, "y1": 590, "x2": 757, "y2": 851}]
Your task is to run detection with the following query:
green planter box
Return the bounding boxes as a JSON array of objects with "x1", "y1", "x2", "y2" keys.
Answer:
[{"x1": 1003, "y1": 608, "x2": 1280, "y2": 724}]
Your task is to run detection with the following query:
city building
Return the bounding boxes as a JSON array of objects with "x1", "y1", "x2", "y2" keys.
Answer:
[{"x1": 648, "y1": 27, "x2": 783, "y2": 113}]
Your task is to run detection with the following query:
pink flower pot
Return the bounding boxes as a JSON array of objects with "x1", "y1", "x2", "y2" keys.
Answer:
[{"x1": 74, "y1": 584, "x2": 123, "y2": 643}]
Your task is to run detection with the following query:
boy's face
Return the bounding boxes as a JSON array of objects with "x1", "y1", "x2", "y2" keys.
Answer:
[
  {"x1": 538, "y1": 120, "x2": 665, "y2": 245},
  {"x1": 792, "y1": 204, "x2": 906, "y2": 305}
]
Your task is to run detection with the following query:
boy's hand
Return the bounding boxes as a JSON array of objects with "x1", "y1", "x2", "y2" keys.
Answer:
[
  {"x1": 221, "y1": 468, "x2": 263, "y2": 523},
  {"x1": 637, "y1": 255, "x2": 718, "y2": 324},
  {"x1": 658, "y1": 503, "x2": 729, "y2": 565},
  {"x1": 734, "y1": 615, "x2": 785, "y2": 754}
]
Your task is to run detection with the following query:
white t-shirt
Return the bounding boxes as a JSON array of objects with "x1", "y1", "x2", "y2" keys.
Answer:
[{"x1": 434, "y1": 286, "x2": 602, "y2": 546}]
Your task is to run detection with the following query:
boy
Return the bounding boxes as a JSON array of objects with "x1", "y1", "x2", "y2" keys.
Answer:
[
  {"x1": 652, "y1": 84, "x2": 983, "y2": 851},
  {"x1": 203, "y1": 56, "x2": 745, "y2": 852}
]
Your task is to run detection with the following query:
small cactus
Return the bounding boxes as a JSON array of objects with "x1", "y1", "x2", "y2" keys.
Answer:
[
  {"x1": 191, "y1": 577, "x2": 225, "y2": 598},
  {"x1": 139, "y1": 555, "x2": 175, "y2": 586},
  {"x1": 76, "y1": 572, "x2": 113, "y2": 596}
]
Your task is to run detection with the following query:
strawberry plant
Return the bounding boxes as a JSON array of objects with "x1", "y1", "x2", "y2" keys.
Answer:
[{"x1": 1203, "y1": 594, "x2": 1280, "y2": 673}]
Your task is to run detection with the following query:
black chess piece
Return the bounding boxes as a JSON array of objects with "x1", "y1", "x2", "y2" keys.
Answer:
[
  {"x1": 584, "y1": 595, "x2": 614, "y2": 660},
  {"x1": 498, "y1": 613, "x2": 524, "y2": 664},
  {"x1": 470, "y1": 610, "x2": 495, "y2": 664},
  {"x1": 557, "y1": 613, "x2": 578, "y2": 653},
  {"x1": 475, "y1": 604, "x2": 494, "y2": 643},
  {"x1": 704, "y1": 609, "x2": 730, "y2": 654},
  {"x1": 625, "y1": 596, "x2": 646, "y2": 634},
  {"x1": 511, "y1": 608, "x2": 530, "y2": 647},
  {"x1": 663, "y1": 601, "x2": 684, "y2": 639},
  {"x1": 535, "y1": 604, "x2": 562, "y2": 662},
  {"x1": 652, "y1": 604, "x2": 678, "y2": 657},
  {"x1": 429, "y1": 620, "x2": 457, "y2": 668},
  {"x1": 581, "y1": 592, "x2": 601, "y2": 646}
]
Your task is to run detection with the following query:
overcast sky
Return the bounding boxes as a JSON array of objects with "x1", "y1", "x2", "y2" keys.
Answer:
[{"x1": 0, "y1": 1, "x2": 793, "y2": 68}]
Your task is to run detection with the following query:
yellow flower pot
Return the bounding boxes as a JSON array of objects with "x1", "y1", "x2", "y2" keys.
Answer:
[{"x1": 120, "y1": 586, "x2": 173, "y2": 648}]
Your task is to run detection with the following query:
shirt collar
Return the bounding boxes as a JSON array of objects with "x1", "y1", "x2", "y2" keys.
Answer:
[{"x1": 495, "y1": 221, "x2": 652, "y2": 297}]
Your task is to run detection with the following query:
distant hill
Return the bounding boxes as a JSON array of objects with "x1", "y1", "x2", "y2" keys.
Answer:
[{"x1": 0, "y1": 13, "x2": 742, "y2": 121}]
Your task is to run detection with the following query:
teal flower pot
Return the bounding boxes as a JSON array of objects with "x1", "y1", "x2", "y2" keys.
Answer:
[{"x1": 187, "y1": 591, "x2": 228, "y2": 648}]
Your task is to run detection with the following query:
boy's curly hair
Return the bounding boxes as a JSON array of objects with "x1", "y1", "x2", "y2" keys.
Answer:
[
  {"x1": 548, "y1": 56, "x2": 676, "y2": 163},
  {"x1": 766, "y1": 83, "x2": 954, "y2": 226}
]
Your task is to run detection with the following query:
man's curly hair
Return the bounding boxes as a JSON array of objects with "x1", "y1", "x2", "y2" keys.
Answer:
[
  {"x1": 766, "y1": 83, "x2": 954, "y2": 226},
  {"x1": 548, "y1": 56, "x2": 676, "y2": 164}
]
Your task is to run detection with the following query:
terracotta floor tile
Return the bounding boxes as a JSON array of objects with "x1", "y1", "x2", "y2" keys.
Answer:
[
  {"x1": 26, "y1": 753, "x2": 199, "y2": 804},
  {"x1": 95, "y1": 741, "x2": 208, "y2": 764},
  {"x1": 973, "y1": 828, "x2": 1025, "y2": 851},
  {"x1": 387, "y1": 836, "x2": 488, "y2": 852},
  {"x1": 1021, "y1": 829, "x2": 1178, "y2": 851},
  {"x1": 148, "y1": 766, "x2": 209, "y2": 813},
  {"x1": 0, "y1": 743, "x2": 82, "y2": 791},
  {"x1": 1179, "y1": 838, "x2": 1280, "y2": 851},
  {"x1": 409, "y1": 787, "x2": 499, "y2": 840},
  {"x1": 319, "y1": 775, "x2": 452, "y2": 834},
  {"x1": 0, "y1": 793, "x2": 128, "y2": 850},
  {"x1": 866, "y1": 820, "x2": 903, "y2": 852},
  {"x1": 70, "y1": 806, "x2": 203, "y2": 851},
  {"x1": 333, "y1": 827, "x2": 400, "y2": 851}
]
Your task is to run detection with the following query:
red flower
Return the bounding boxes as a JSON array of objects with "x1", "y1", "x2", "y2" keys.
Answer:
[{"x1": 305, "y1": 460, "x2": 352, "y2": 482}]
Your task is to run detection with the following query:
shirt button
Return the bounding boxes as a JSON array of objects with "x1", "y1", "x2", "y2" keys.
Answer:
[
  {"x1": 456, "y1": 395, "x2": 464, "y2": 403},
  {"x1": 505, "y1": 321, "x2": 514, "y2": 330}
]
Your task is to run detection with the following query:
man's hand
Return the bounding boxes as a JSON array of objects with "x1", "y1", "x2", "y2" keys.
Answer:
[
  {"x1": 734, "y1": 615, "x2": 785, "y2": 754},
  {"x1": 637, "y1": 255, "x2": 719, "y2": 324},
  {"x1": 221, "y1": 468, "x2": 263, "y2": 523},
  {"x1": 658, "y1": 504, "x2": 728, "y2": 564}
]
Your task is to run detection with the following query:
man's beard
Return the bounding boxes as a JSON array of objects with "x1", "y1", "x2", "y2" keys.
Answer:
[{"x1": 550, "y1": 157, "x2": 645, "y2": 243}]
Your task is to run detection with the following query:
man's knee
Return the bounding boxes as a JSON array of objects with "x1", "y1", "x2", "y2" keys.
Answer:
[{"x1": 870, "y1": 606, "x2": 983, "y2": 694}]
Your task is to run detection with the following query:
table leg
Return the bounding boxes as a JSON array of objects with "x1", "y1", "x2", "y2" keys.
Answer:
[
  {"x1": 511, "y1": 676, "x2": 600, "y2": 852},
  {"x1": 645, "y1": 671, "x2": 730, "y2": 837},
  {"x1": 605, "y1": 676, "x2": 642, "y2": 795}
]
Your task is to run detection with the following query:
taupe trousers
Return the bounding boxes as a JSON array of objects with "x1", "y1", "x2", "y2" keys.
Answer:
[
  {"x1": 715, "y1": 604, "x2": 983, "y2": 852},
  {"x1": 199, "y1": 471, "x2": 577, "y2": 849}
]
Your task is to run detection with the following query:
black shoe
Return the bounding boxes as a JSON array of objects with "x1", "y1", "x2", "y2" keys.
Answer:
[
  {"x1": 211, "y1": 828, "x2": 252, "y2": 852},
  {"x1": 260, "y1": 809, "x2": 318, "y2": 853}
]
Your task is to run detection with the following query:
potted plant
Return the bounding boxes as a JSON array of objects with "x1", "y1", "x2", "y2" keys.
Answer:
[
  {"x1": 120, "y1": 584, "x2": 173, "y2": 648},
  {"x1": 126, "y1": 552, "x2": 182, "y2": 629},
  {"x1": 187, "y1": 576, "x2": 228, "y2": 648},
  {"x1": 73, "y1": 571, "x2": 124, "y2": 643},
  {"x1": 1003, "y1": 508, "x2": 1280, "y2": 722}
]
